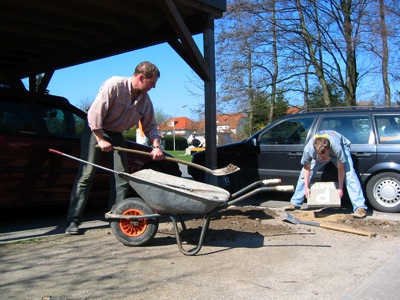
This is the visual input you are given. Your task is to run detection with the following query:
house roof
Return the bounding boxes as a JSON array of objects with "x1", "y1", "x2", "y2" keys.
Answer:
[
  {"x1": 286, "y1": 107, "x2": 301, "y2": 114},
  {"x1": 0, "y1": 0, "x2": 226, "y2": 88},
  {"x1": 216, "y1": 113, "x2": 246, "y2": 129},
  {"x1": 358, "y1": 100, "x2": 375, "y2": 106},
  {"x1": 159, "y1": 116, "x2": 200, "y2": 131},
  {"x1": 159, "y1": 114, "x2": 246, "y2": 132}
]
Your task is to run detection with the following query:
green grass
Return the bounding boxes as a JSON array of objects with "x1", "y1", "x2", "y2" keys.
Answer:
[{"x1": 165, "y1": 150, "x2": 192, "y2": 162}]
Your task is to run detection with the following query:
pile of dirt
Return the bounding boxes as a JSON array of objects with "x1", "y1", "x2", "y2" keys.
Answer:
[{"x1": 160, "y1": 206, "x2": 400, "y2": 240}]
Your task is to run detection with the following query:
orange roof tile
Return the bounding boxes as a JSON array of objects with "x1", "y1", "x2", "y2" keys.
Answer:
[
  {"x1": 158, "y1": 114, "x2": 246, "y2": 132},
  {"x1": 216, "y1": 113, "x2": 246, "y2": 129},
  {"x1": 158, "y1": 117, "x2": 201, "y2": 131}
]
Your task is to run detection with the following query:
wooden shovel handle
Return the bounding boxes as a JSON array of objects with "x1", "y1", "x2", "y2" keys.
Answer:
[
  {"x1": 111, "y1": 146, "x2": 216, "y2": 175},
  {"x1": 320, "y1": 224, "x2": 376, "y2": 237}
]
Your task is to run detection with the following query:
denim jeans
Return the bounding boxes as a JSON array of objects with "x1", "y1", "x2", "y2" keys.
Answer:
[
  {"x1": 290, "y1": 146, "x2": 368, "y2": 212},
  {"x1": 67, "y1": 123, "x2": 129, "y2": 223}
]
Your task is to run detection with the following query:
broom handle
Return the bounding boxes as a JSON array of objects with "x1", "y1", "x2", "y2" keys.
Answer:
[{"x1": 320, "y1": 224, "x2": 376, "y2": 237}]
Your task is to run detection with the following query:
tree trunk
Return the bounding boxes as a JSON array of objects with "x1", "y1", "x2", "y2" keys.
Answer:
[
  {"x1": 269, "y1": 0, "x2": 278, "y2": 123},
  {"x1": 379, "y1": 0, "x2": 391, "y2": 105},
  {"x1": 296, "y1": 0, "x2": 331, "y2": 107},
  {"x1": 342, "y1": 0, "x2": 358, "y2": 106}
]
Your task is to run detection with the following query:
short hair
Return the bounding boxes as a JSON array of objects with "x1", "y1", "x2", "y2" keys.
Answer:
[
  {"x1": 313, "y1": 137, "x2": 330, "y2": 154},
  {"x1": 134, "y1": 61, "x2": 160, "y2": 78}
]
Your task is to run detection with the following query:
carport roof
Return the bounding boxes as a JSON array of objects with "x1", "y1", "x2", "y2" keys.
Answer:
[
  {"x1": 0, "y1": 0, "x2": 226, "y2": 85},
  {"x1": 1, "y1": 0, "x2": 225, "y2": 173}
]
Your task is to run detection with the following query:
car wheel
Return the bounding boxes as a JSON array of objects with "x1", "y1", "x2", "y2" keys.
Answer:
[
  {"x1": 366, "y1": 172, "x2": 400, "y2": 213},
  {"x1": 110, "y1": 197, "x2": 159, "y2": 246}
]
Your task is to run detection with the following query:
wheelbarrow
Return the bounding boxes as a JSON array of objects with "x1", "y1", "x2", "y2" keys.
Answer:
[{"x1": 49, "y1": 149, "x2": 294, "y2": 255}]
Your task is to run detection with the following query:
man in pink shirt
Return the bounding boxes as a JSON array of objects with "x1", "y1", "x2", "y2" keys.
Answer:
[{"x1": 66, "y1": 61, "x2": 163, "y2": 235}]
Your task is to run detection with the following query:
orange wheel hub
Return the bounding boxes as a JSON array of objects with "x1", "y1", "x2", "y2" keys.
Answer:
[{"x1": 119, "y1": 208, "x2": 147, "y2": 237}]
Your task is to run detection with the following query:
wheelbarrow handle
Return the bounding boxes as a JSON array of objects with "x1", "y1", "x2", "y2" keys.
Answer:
[{"x1": 49, "y1": 149, "x2": 120, "y2": 175}]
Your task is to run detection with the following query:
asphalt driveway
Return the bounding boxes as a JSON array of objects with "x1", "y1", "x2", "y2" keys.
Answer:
[{"x1": 1, "y1": 197, "x2": 400, "y2": 300}]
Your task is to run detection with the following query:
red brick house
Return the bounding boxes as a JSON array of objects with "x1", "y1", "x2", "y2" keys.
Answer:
[
  {"x1": 158, "y1": 114, "x2": 247, "y2": 145},
  {"x1": 158, "y1": 117, "x2": 201, "y2": 137}
]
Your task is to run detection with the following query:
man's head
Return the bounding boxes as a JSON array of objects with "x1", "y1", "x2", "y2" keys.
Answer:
[
  {"x1": 134, "y1": 61, "x2": 160, "y2": 78},
  {"x1": 132, "y1": 61, "x2": 160, "y2": 93},
  {"x1": 314, "y1": 137, "x2": 331, "y2": 161}
]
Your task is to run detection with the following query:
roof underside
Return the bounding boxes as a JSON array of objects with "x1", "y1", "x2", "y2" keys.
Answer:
[{"x1": 0, "y1": 0, "x2": 226, "y2": 85}]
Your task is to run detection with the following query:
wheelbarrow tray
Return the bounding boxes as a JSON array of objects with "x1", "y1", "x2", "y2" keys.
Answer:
[{"x1": 119, "y1": 169, "x2": 230, "y2": 214}]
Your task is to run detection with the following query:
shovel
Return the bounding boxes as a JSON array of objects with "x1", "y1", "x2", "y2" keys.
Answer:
[
  {"x1": 110, "y1": 146, "x2": 240, "y2": 176},
  {"x1": 283, "y1": 213, "x2": 376, "y2": 237}
]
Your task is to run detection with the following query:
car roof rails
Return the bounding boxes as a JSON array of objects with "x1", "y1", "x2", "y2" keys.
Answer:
[{"x1": 299, "y1": 105, "x2": 400, "y2": 113}]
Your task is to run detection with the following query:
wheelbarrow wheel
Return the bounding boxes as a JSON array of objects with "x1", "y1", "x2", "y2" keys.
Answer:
[{"x1": 110, "y1": 197, "x2": 159, "y2": 247}]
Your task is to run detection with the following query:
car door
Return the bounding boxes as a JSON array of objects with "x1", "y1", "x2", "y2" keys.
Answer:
[
  {"x1": 0, "y1": 97, "x2": 56, "y2": 207},
  {"x1": 257, "y1": 116, "x2": 317, "y2": 185},
  {"x1": 34, "y1": 102, "x2": 87, "y2": 199}
]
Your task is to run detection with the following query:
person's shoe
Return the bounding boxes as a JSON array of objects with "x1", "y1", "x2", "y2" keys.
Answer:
[
  {"x1": 284, "y1": 203, "x2": 301, "y2": 211},
  {"x1": 353, "y1": 208, "x2": 367, "y2": 219},
  {"x1": 66, "y1": 221, "x2": 80, "y2": 235}
]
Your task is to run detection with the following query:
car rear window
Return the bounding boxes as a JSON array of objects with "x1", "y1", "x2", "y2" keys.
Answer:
[
  {"x1": 37, "y1": 104, "x2": 85, "y2": 138},
  {"x1": 319, "y1": 115, "x2": 371, "y2": 144},
  {"x1": 375, "y1": 115, "x2": 400, "y2": 144},
  {"x1": 0, "y1": 100, "x2": 34, "y2": 133}
]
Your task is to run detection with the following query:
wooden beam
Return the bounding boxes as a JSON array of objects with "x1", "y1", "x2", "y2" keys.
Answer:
[
  {"x1": 159, "y1": 0, "x2": 211, "y2": 81},
  {"x1": 29, "y1": 75, "x2": 35, "y2": 93},
  {"x1": 203, "y1": 15, "x2": 218, "y2": 185},
  {"x1": 37, "y1": 71, "x2": 54, "y2": 94},
  {"x1": 167, "y1": 39, "x2": 204, "y2": 79}
]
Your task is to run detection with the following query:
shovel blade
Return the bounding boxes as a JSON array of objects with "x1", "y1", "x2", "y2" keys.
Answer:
[
  {"x1": 283, "y1": 213, "x2": 320, "y2": 227},
  {"x1": 210, "y1": 164, "x2": 240, "y2": 175},
  {"x1": 283, "y1": 213, "x2": 300, "y2": 224}
]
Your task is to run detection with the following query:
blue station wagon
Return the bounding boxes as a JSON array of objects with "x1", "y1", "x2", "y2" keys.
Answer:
[{"x1": 189, "y1": 107, "x2": 400, "y2": 213}]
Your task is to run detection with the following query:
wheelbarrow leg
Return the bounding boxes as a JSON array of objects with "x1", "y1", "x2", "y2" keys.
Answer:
[
  {"x1": 177, "y1": 214, "x2": 188, "y2": 232},
  {"x1": 169, "y1": 215, "x2": 211, "y2": 256}
]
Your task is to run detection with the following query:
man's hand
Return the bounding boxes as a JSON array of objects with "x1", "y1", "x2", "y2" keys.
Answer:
[
  {"x1": 305, "y1": 187, "x2": 311, "y2": 199},
  {"x1": 303, "y1": 163, "x2": 311, "y2": 198},
  {"x1": 97, "y1": 139, "x2": 113, "y2": 152},
  {"x1": 337, "y1": 162, "x2": 345, "y2": 198},
  {"x1": 92, "y1": 129, "x2": 113, "y2": 152},
  {"x1": 151, "y1": 147, "x2": 164, "y2": 160}
]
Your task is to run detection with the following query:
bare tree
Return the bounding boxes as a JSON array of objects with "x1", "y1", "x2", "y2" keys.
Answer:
[
  {"x1": 216, "y1": 0, "x2": 295, "y2": 131},
  {"x1": 216, "y1": 0, "x2": 263, "y2": 132},
  {"x1": 340, "y1": 0, "x2": 359, "y2": 106},
  {"x1": 295, "y1": 0, "x2": 332, "y2": 106},
  {"x1": 378, "y1": 0, "x2": 391, "y2": 105},
  {"x1": 78, "y1": 97, "x2": 93, "y2": 112},
  {"x1": 215, "y1": 0, "x2": 400, "y2": 116},
  {"x1": 268, "y1": 0, "x2": 279, "y2": 123},
  {"x1": 364, "y1": 0, "x2": 395, "y2": 105},
  {"x1": 154, "y1": 107, "x2": 171, "y2": 126}
]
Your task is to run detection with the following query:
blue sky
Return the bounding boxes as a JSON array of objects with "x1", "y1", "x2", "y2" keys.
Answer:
[{"x1": 44, "y1": 35, "x2": 204, "y2": 120}]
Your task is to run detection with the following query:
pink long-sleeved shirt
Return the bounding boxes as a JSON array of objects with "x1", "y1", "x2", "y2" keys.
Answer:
[{"x1": 87, "y1": 76, "x2": 159, "y2": 142}]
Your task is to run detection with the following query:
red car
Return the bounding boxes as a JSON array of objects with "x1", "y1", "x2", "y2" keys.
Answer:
[{"x1": 0, "y1": 85, "x2": 181, "y2": 208}]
